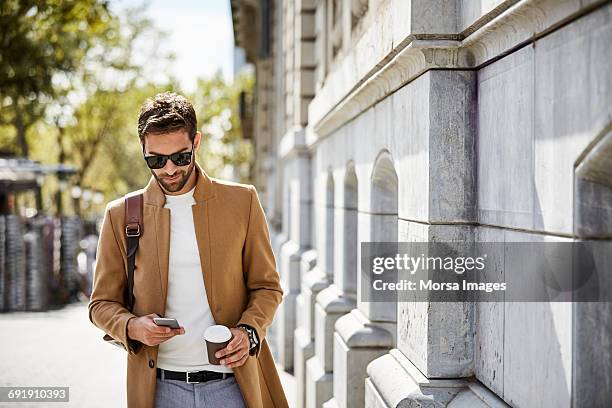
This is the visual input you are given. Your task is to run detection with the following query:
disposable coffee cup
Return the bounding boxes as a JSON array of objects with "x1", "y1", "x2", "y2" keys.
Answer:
[{"x1": 204, "y1": 325, "x2": 233, "y2": 365}]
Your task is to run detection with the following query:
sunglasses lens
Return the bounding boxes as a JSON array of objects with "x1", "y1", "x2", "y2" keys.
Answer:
[
  {"x1": 145, "y1": 156, "x2": 167, "y2": 169},
  {"x1": 171, "y1": 152, "x2": 192, "y2": 166},
  {"x1": 144, "y1": 146, "x2": 193, "y2": 169}
]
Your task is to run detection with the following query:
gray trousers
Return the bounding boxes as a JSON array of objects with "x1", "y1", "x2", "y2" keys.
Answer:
[{"x1": 154, "y1": 373, "x2": 247, "y2": 408}]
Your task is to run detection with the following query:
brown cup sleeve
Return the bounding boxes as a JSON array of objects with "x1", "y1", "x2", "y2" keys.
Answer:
[{"x1": 205, "y1": 334, "x2": 233, "y2": 365}]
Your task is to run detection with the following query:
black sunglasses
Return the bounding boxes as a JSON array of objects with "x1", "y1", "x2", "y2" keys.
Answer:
[{"x1": 143, "y1": 145, "x2": 194, "y2": 169}]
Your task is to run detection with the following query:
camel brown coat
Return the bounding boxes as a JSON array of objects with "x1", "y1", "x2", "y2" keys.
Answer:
[{"x1": 88, "y1": 162, "x2": 288, "y2": 408}]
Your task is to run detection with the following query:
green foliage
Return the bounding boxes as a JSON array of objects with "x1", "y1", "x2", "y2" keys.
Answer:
[
  {"x1": 192, "y1": 72, "x2": 254, "y2": 182},
  {"x1": 1, "y1": 1, "x2": 255, "y2": 215},
  {"x1": 0, "y1": 0, "x2": 115, "y2": 156}
]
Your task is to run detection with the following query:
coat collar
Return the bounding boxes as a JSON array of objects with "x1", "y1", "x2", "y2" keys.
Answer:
[{"x1": 142, "y1": 161, "x2": 215, "y2": 206}]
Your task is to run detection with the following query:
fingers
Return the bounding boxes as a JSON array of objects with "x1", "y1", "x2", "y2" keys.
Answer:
[
  {"x1": 225, "y1": 352, "x2": 249, "y2": 368},
  {"x1": 226, "y1": 331, "x2": 242, "y2": 350},
  {"x1": 154, "y1": 327, "x2": 184, "y2": 337},
  {"x1": 160, "y1": 326, "x2": 182, "y2": 334},
  {"x1": 143, "y1": 326, "x2": 184, "y2": 346},
  {"x1": 217, "y1": 329, "x2": 249, "y2": 365},
  {"x1": 216, "y1": 332, "x2": 248, "y2": 359},
  {"x1": 150, "y1": 325, "x2": 171, "y2": 334},
  {"x1": 145, "y1": 332, "x2": 173, "y2": 342},
  {"x1": 145, "y1": 332, "x2": 180, "y2": 346},
  {"x1": 220, "y1": 348, "x2": 249, "y2": 367}
]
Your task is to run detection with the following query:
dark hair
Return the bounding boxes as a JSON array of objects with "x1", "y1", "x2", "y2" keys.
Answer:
[{"x1": 138, "y1": 92, "x2": 197, "y2": 142}]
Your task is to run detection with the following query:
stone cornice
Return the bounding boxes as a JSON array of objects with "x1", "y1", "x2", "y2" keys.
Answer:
[
  {"x1": 230, "y1": 0, "x2": 259, "y2": 62},
  {"x1": 310, "y1": 39, "x2": 462, "y2": 141},
  {"x1": 308, "y1": 0, "x2": 609, "y2": 142},
  {"x1": 279, "y1": 126, "x2": 308, "y2": 160}
]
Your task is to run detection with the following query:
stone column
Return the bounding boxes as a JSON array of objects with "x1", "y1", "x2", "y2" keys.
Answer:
[
  {"x1": 314, "y1": 0, "x2": 327, "y2": 90},
  {"x1": 365, "y1": 70, "x2": 478, "y2": 406},
  {"x1": 306, "y1": 164, "x2": 359, "y2": 407},
  {"x1": 276, "y1": 129, "x2": 312, "y2": 372},
  {"x1": 573, "y1": 130, "x2": 612, "y2": 407},
  {"x1": 323, "y1": 151, "x2": 398, "y2": 408},
  {"x1": 294, "y1": 248, "x2": 321, "y2": 408},
  {"x1": 294, "y1": 0, "x2": 316, "y2": 128},
  {"x1": 303, "y1": 170, "x2": 335, "y2": 405},
  {"x1": 275, "y1": 0, "x2": 317, "y2": 372}
]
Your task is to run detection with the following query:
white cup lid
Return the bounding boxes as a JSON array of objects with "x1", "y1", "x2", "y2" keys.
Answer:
[{"x1": 204, "y1": 325, "x2": 231, "y2": 343}]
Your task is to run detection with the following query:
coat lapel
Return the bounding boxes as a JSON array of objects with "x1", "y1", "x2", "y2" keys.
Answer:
[
  {"x1": 192, "y1": 201, "x2": 215, "y2": 315},
  {"x1": 142, "y1": 162, "x2": 216, "y2": 315},
  {"x1": 154, "y1": 207, "x2": 170, "y2": 311}
]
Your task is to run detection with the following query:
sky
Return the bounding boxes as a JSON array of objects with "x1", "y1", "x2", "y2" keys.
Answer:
[{"x1": 113, "y1": 0, "x2": 235, "y2": 92}]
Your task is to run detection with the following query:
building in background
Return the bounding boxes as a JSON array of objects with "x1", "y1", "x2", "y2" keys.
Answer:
[{"x1": 231, "y1": 1, "x2": 612, "y2": 407}]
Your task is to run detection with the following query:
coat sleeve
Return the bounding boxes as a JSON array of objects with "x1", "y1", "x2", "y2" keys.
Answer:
[
  {"x1": 88, "y1": 204, "x2": 143, "y2": 355},
  {"x1": 237, "y1": 185, "x2": 284, "y2": 358}
]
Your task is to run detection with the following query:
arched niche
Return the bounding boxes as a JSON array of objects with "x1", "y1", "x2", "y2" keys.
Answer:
[
  {"x1": 324, "y1": 169, "x2": 335, "y2": 279},
  {"x1": 574, "y1": 127, "x2": 612, "y2": 238},
  {"x1": 370, "y1": 150, "x2": 399, "y2": 242},
  {"x1": 365, "y1": 150, "x2": 399, "y2": 323},
  {"x1": 573, "y1": 126, "x2": 612, "y2": 406},
  {"x1": 341, "y1": 161, "x2": 358, "y2": 297}
]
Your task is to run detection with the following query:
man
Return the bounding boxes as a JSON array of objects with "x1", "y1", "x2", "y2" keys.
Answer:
[{"x1": 88, "y1": 92, "x2": 288, "y2": 408}]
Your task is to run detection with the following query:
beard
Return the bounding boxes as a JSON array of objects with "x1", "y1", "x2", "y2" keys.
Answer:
[{"x1": 153, "y1": 161, "x2": 195, "y2": 193}]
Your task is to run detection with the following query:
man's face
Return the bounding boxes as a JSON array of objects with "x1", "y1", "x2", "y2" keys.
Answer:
[{"x1": 142, "y1": 129, "x2": 201, "y2": 194}]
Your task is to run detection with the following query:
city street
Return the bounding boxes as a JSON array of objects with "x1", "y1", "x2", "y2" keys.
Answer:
[{"x1": 0, "y1": 302, "x2": 295, "y2": 407}]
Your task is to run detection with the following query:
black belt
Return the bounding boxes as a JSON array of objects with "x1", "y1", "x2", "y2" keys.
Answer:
[{"x1": 156, "y1": 368, "x2": 234, "y2": 384}]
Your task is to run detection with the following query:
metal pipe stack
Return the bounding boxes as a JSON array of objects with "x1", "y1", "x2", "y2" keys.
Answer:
[{"x1": 5, "y1": 214, "x2": 26, "y2": 311}]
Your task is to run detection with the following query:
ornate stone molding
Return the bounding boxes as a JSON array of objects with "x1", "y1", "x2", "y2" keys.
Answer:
[
  {"x1": 351, "y1": 0, "x2": 368, "y2": 20},
  {"x1": 366, "y1": 349, "x2": 470, "y2": 406},
  {"x1": 312, "y1": 39, "x2": 462, "y2": 139},
  {"x1": 279, "y1": 126, "x2": 308, "y2": 160},
  {"x1": 335, "y1": 309, "x2": 394, "y2": 347},
  {"x1": 308, "y1": 0, "x2": 609, "y2": 140}
]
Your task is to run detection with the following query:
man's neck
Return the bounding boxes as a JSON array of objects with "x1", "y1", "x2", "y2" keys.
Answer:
[{"x1": 162, "y1": 166, "x2": 198, "y2": 196}]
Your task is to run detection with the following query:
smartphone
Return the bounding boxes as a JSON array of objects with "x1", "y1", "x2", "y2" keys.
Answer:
[{"x1": 153, "y1": 317, "x2": 181, "y2": 329}]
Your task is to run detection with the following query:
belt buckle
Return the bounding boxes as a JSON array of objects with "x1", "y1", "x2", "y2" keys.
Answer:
[{"x1": 186, "y1": 371, "x2": 201, "y2": 384}]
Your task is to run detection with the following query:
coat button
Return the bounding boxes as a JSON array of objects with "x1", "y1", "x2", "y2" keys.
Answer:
[{"x1": 149, "y1": 359, "x2": 155, "y2": 368}]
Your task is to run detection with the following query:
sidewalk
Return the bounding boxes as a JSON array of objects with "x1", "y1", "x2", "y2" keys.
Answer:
[
  {"x1": 0, "y1": 302, "x2": 296, "y2": 407},
  {"x1": 278, "y1": 364, "x2": 296, "y2": 407}
]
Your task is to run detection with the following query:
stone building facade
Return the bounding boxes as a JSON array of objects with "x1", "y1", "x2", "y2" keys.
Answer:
[{"x1": 231, "y1": 0, "x2": 612, "y2": 406}]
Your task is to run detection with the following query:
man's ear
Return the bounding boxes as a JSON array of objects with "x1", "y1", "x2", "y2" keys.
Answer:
[{"x1": 194, "y1": 131, "x2": 202, "y2": 151}]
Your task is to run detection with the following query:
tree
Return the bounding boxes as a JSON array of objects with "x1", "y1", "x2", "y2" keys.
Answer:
[
  {"x1": 0, "y1": 0, "x2": 114, "y2": 157},
  {"x1": 52, "y1": 5, "x2": 174, "y2": 198},
  {"x1": 192, "y1": 72, "x2": 254, "y2": 182},
  {"x1": 23, "y1": 3, "x2": 176, "y2": 210},
  {"x1": 3, "y1": 1, "x2": 253, "y2": 209},
  {"x1": 46, "y1": 5, "x2": 176, "y2": 207}
]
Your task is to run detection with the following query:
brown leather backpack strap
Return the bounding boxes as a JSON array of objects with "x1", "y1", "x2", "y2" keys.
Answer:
[
  {"x1": 124, "y1": 192, "x2": 143, "y2": 312},
  {"x1": 125, "y1": 192, "x2": 143, "y2": 237}
]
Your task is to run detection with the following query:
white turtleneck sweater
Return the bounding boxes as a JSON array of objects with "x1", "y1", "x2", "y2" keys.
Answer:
[{"x1": 156, "y1": 186, "x2": 233, "y2": 373}]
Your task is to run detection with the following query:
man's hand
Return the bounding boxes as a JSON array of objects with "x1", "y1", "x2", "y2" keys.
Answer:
[
  {"x1": 215, "y1": 327, "x2": 250, "y2": 368},
  {"x1": 127, "y1": 313, "x2": 185, "y2": 346}
]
